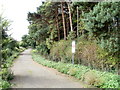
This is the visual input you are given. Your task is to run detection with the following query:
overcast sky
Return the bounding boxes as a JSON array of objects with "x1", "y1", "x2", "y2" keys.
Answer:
[{"x1": 0, "y1": 0, "x2": 43, "y2": 41}]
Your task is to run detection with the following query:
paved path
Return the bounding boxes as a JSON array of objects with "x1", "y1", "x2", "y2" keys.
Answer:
[{"x1": 11, "y1": 49, "x2": 84, "y2": 88}]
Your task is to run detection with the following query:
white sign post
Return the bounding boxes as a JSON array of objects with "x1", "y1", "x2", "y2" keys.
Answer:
[
  {"x1": 72, "y1": 41, "x2": 75, "y2": 53},
  {"x1": 72, "y1": 41, "x2": 75, "y2": 64}
]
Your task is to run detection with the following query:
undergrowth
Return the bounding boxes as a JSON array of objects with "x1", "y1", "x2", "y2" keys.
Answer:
[
  {"x1": 0, "y1": 48, "x2": 25, "y2": 89},
  {"x1": 32, "y1": 52, "x2": 120, "y2": 88}
]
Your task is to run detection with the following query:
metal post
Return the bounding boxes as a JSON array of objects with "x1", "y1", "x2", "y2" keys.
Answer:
[
  {"x1": 72, "y1": 53, "x2": 74, "y2": 64},
  {"x1": 77, "y1": 6, "x2": 79, "y2": 37}
]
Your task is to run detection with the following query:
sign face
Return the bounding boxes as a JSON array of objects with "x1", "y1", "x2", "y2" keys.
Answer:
[{"x1": 72, "y1": 41, "x2": 75, "y2": 53}]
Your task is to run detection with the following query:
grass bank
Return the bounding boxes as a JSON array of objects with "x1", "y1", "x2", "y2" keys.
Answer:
[{"x1": 32, "y1": 52, "x2": 120, "y2": 88}]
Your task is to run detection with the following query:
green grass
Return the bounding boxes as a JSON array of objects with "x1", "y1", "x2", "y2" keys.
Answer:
[{"x1": 32, "y1": 53, "x2": 120, "y2": 88}]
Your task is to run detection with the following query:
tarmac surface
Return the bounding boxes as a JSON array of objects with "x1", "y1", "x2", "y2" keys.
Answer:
[{"x1": 11, "y1": 49, "x2": 84, "y2": 88}]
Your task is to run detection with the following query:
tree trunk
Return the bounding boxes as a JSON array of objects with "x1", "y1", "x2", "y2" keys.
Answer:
[
  {"x1": 55, "y1": 8, "x2": 60, "y2": 41},
  {"x1": 67, "y1": 2, "x2": 73, "y2": 32},
  {"x1": 61, "y1": 2, "x2": 66, "y2": 40},
  {"x1": 67, "y1": 18, "x2": 69, "y2": 37},
  {"x1": 57, "y1": 18, "x2": 60, "y2": 41},
  {"x1": 77, "y1": 6, "x2": 79, "y2": 37}
]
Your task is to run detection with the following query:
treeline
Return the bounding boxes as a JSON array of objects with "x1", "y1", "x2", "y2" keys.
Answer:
[
  {"x1": 23, "y1": 1, "x2": 120, "y2": 73},
  {"x1": 0, "y1": 15, "x2": 25, "y2": 89}
]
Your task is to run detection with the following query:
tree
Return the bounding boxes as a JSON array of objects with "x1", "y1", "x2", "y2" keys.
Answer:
[
  {"x1": 67, "y1": 2, "x2": 73, "y2": 32},
  {"x1": 61, "y1": 2, "x2": 67, "y2": 40}
]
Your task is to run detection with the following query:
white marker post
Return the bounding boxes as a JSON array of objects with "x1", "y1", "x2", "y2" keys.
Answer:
[{"x1": 72, "y1": 41, "x2": 75, "y2": 64}]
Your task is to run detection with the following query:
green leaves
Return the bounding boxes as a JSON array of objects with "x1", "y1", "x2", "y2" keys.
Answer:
[
  {"x1": 0, "y1": 15, "x2": 24, "y2": 89},
  {"x1": 82, "y1": 2, "x2": 120, "y2": 56},
  {"x1": 67, "y1": 31, "x2": 76, "y2": 40},
  {"x1": 27, "y1": 2, "x2": 120, "y2": 87},
  {"x1": 36, "y1": 42, "x2": 50, "y2": 56}
]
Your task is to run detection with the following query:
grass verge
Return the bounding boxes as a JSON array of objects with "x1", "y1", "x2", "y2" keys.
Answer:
[{"x1": 32, "y1": 52, "x2": 120, "y2": 88}]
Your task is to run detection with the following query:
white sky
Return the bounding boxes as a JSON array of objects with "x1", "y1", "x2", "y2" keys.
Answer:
[{"x1": 0, "y1": 0, "x2": 43, "y2": 41}]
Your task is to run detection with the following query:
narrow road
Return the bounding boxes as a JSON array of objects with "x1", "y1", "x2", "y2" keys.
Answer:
[{"x1": 11, "y1": 49, "x2": 84, "y2": 88}]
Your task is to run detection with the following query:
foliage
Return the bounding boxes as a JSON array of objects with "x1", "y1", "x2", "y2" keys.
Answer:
[
  {"x1": 0, "y1": 77, "x2": 11, "y2": 89},
  {"x1": 67, "y1": 31, "x2": 76, "y2": 40},
  {"x1": 32, "y1": 52, "x2": 120, "y2": 88},
  {"x1": 27, "y1": 1, "x2": 120, "y2": 88},
  {"x1": 0, "y1": 15, "x2": 25, "y2": 89},
  {"x1": 27, "y1": 2, "x2": 62, "y2": 49},
  {"x1": 36, "y1": 42, "x2": 50, "y2": 56},
  {"x1": 27, "y1": 1, "x2": 120, "y2": 73},
  {"x1": 46, "y1": 28, "x2": 58, "y2": 49},
  {"x1": 0, "y1": 52, "x2": 22, "y2": 89},
  {"x1": 50, "y1": 40, "x2": 71, "y2": 62},
  {"x1": 50, "y1": 39, "x2": 118, "y2": 72},
  {"x1": 21, "y1": 35, "x2": 31, "y2": 48},
  {"x1": 83, "y1": 70, "x2": 103, "y2": 87},
  {"x1": 82, "y1": 2, "x2": 120, "y2": 57}
]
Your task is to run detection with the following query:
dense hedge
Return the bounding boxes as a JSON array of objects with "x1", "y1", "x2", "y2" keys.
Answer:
[
  {"x1": 49, "y1": 39, "x2": 118, "y2": 72},
  {"x1": 32, "y1": 53, "x2": 120, "y2": 88}
]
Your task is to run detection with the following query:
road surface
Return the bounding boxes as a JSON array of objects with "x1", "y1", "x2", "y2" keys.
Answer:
[{"x1": 11, "y1": 49, "x2": 84, "y2": 88}]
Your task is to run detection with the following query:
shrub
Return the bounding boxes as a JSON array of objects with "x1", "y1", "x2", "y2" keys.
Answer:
[
  {"x1": 56, "y1": 64, "x2": 66, "y2": 72},
  {"x1": 100, "y1": 73, "x2": 120, "y2": 88},
  {"x1": 67, "y1": 31, "x2": 76, "y2": 40},
  {"x1": 82, "y1": 70, "x2": 103, "y2": 87},
  {"x1": 74, "y1": 66, "x2": 90, "y2": 80},
  {"x1": 36, "y1": 42, "x2": 50, "y2": 56},
  {"x1": 1, "y1": 50, "x2": 23, "y2": 89},
  {"x1": 0, "y1": 79, "x2": 11, "y2": 89},
  {"x1": 67, "y1": 67, "x2": 78, "y2": 76},
  {"x1": 32, "y1": 49, "x2": 38, "y2": 53},
  {"x1": 50, "y1": 38, "x2": 118, "y2": 72},
  {"x1": 50, "y1": 40, "x2": 71, "y2": 62}
]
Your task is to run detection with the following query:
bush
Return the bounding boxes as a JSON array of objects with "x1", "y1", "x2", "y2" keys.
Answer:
[
  {"x1": 1, "y1": 68, "x2": 14, "y2": 81},
  {"x1": 36, "y1": 42, "x2": 50, "y2": 56},
  {"x1": 50, "y1": 40, "x2": 71, "y2": 62},
  {"x1": 101, "y1": 73, "x2": 120, "y2": 88},
  {"x1": 0, "y1": 78, "x2": 11, "y2": 89},
  {"x1": 74, "y1": 66, "x2": 90, "y2": 80},
  {"x1": 50, "y1": 39, "x2": 118, "y2": 72},
  {"x1": 0, "y1": 50, "x2": 23, "y2": 89},
  {"x1": 83, "y1": 70, "x2": 103, "y2": 87},
  {"x1": 67, "y1": 67, "x2": 78, "y2": 76}
]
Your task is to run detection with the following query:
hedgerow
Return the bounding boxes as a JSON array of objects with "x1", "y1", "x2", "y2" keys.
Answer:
[{"x1": 49, "y1": 39, "x2": 119, "y2": 72}]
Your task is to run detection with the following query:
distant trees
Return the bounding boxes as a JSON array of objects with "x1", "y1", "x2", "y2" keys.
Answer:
[{"x1": 20, "y1": 35, "x2": 30, "y2": 48}]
